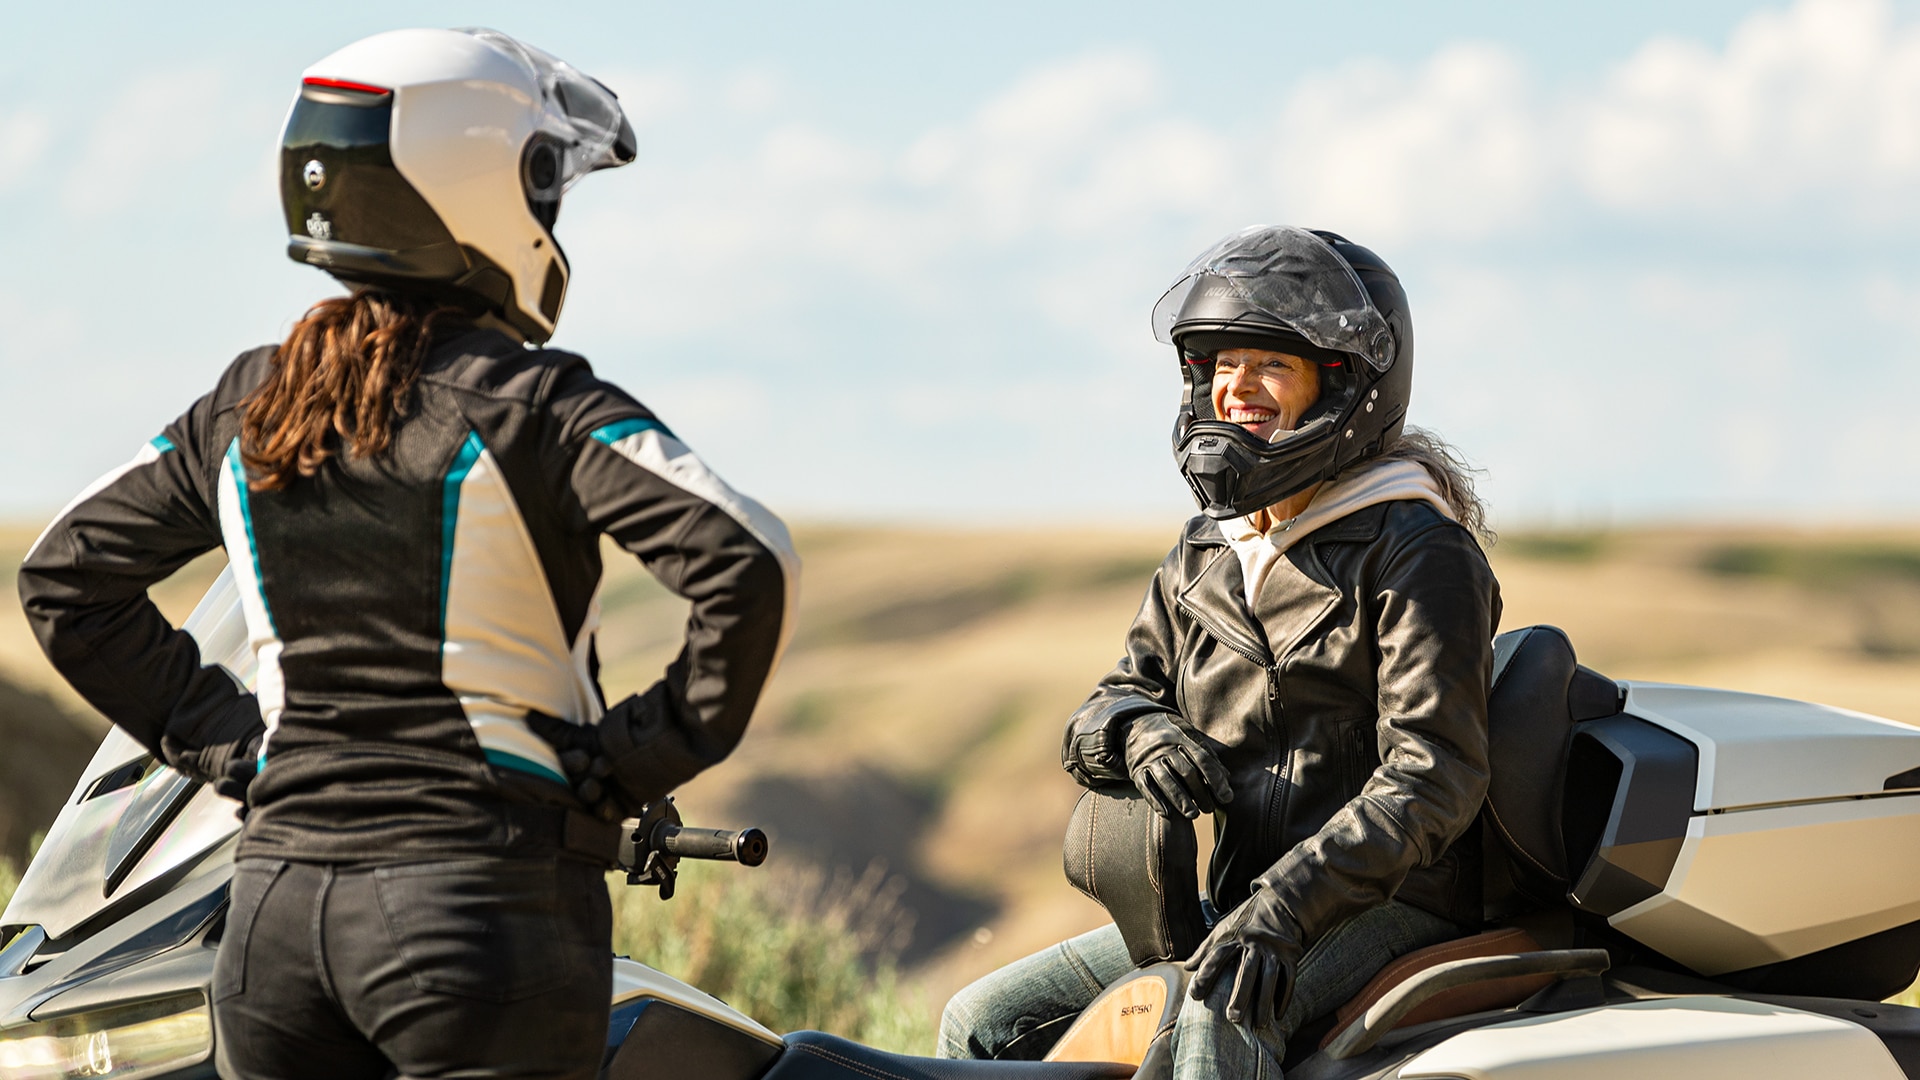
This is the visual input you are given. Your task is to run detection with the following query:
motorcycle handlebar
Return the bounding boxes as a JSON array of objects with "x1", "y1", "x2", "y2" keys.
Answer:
[{"x1": 652, "y1": 822, "x2": 768, "y2": 866}]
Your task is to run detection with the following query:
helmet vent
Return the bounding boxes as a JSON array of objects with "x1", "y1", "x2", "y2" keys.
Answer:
[
  {"x1": 539, "y1": 259, "x2": 565, "y2": 324},
  {"x1": 524, "y1": 139, "x2": 564, "y2": 201}
]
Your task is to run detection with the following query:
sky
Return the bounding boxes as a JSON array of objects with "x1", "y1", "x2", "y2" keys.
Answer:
[{"x1": 5, "y1": 0, "x2": 1920, "y2": 528}]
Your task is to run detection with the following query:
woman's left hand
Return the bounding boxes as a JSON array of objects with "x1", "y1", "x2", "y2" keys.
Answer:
[{"x1": 1185, "y1": 885, "x2": 1302, "y2": 1029}]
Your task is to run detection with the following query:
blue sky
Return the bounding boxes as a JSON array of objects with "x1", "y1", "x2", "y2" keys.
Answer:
[{"x1": 5, "y1": 0, "x2": 1920, "y2": 526}]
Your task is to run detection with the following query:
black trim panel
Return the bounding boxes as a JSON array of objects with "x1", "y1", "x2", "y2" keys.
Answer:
[
  {"x1": 1564, "y1": 716, "x2": 1700, "y2": 918},
  {"x1": 603, "y1": 999, "x2": 781, "y2": 1080}
]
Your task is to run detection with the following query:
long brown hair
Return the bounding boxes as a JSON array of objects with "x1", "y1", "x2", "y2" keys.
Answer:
[
  {"x1": 240, "y1": 291, "x2": 459, "y2": 491},
  {"x1": 1369, "y1": 426, "x2": 1495, "y2": 544}
]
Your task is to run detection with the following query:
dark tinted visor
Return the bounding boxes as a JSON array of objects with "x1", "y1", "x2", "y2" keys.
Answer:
[{"x1": 284, "y1": 84, "x2": 392, "y2": 152}]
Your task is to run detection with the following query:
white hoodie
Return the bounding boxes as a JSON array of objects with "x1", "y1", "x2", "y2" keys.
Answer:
[{"x1": 1220, "y1": 459, "x2": 1456, "y2": 609}]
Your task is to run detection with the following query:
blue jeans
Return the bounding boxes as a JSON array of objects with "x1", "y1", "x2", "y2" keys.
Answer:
[{"x1": 938, "y1": 900, "x2": 1457, "y2": 1079}]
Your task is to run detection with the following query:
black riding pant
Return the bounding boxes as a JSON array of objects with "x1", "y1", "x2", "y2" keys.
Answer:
[{"x1": 213, "y1": 856, "x2": 613, "y2": 1080}]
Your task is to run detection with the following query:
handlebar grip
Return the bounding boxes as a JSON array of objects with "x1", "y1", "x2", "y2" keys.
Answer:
[{"x1": 655, "y1": 824, "x2": 769, "y2": 866}]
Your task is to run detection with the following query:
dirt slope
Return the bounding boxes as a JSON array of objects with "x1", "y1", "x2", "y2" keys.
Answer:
[{"x1": 595, "y1": 523, "x2": 1920, "y2": 1001}]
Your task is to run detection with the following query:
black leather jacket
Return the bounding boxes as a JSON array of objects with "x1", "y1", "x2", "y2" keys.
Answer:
[{"x1": 1063, "y1": 499, "x2": 1500, "y2": 948}]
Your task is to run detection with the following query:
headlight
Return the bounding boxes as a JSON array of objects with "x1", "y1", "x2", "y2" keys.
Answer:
[{"x1": 0, "y1": 992, "x2": 212, "y2": 1079}]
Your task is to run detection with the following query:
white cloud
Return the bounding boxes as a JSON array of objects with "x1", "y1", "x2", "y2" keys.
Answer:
[
  {"x1": 597, "y1": 70, "x2": 691, "y2": 128},
  {"x1": 577, "y1": 0, "x2": 1920, "y2": 321},
  {"x1": 1273, "y1": 44, "x2": 1546, "y2": 242},
  {"x1": 726, "y1": 70, "x2": 786, "y2": 116},
  {"x1": 0, "y1": 110, "x2": 51, "y2": 191},
  {"x1": 1573, "y1": 0, "x2": 1920, "y2": 222},
  {"x1": 17, "y1": 0, "x2": 1920, "y2": 522}
]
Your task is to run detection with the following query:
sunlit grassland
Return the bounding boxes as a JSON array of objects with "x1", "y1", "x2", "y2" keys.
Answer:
[{"x1": 606, "y1": 859, "x2": 936, "y2": 1052}]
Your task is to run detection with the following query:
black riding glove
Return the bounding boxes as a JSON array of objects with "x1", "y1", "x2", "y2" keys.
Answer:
[
  {"x1": 211, "y1": 731, "x2": 265, "y2": 808},
  {"x1": 1123, "y1": 714, "x2": 1233, "y2": 820},
  {"x1": 524, "y1": 710, "x2": 630, "y2": 821},
  {"x1": 1184, "y1": 886, "x2": 1302, "y2": 1029},
  {"x1": 161, "y1": 694, "x2": 265, "y2": 806}
]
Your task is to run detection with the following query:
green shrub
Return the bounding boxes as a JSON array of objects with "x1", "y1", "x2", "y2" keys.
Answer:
[
  {"x1": 1701, "y1": 542, "x2": 1920, "y2": 588},
  {"x1": 608, "y1": 859, "x2": 936, "y2": 1053},
  {"x1": 0, "y1": 853, "x2": 17, "y2": 917},
  {"x1": 1497, "y1": 532, "x2": 1610, "y2": 563}
]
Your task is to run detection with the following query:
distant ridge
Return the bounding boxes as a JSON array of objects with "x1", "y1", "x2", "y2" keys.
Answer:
[{"x1": 0, "y1": 675, "x2": 95, "y2": 863}]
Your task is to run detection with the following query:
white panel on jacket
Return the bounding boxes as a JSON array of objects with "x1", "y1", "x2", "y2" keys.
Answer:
[{"x1": 441, "y1": 437, "x2": 593, "y2": 785}]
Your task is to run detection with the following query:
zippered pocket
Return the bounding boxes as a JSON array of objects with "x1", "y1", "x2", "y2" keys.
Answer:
[{"x1": 1346, "y1": 721, "x2": 1378, "y2": 794}]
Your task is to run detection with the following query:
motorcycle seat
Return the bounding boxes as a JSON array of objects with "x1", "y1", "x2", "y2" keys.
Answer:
[
  {"x1": 1316, "y1": 926, "x2": 1553, "y2": 1049},
  {"x1": 764, "y1": 1031, "x2": 1134, "y2": 1080}
]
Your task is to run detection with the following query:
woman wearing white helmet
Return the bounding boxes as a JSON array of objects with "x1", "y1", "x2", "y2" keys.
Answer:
[{"x1": 19, "y1": 29, "x2": 798, "y2": 1080}]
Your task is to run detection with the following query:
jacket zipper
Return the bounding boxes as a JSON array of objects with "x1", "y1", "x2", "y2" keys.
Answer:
[{"x1": 1264, "y1": 661, "x2": 1289, "y2": 868}]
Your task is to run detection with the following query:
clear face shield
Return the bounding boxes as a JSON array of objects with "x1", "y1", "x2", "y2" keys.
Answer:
[
  {"x1": 1152, "y1": 225, "x2": 1396, "y2": 372},
  {"x1": 457, "y1": 28, "x2": 638, "y2": 190}
]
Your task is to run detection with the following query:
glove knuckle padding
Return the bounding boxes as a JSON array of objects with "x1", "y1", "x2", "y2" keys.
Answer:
[{"x1": 1124, "y1": 713, "x2": 1229, "y2": 819}]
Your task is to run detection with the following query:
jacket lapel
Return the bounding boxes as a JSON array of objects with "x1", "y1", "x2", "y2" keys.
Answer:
[
  {"x1": 1260, "y1": 549, "x2": 1342, "y2": 661},
  {"x1": 1260, "y1": 504, "x2": 1388, "y2": 660},
  {"x1": 1176, "y1": 545, "x2": 1273, "y2": 667}
]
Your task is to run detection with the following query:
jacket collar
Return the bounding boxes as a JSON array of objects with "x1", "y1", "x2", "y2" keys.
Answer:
[
  {"x1": 1173, "y1": 504, "x2": 1391, "y2": 667},
  {"x1": 1182, "y1": 502, "x2": 1388, "y2": 550}
]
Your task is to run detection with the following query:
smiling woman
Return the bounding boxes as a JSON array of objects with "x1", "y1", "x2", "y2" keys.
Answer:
[
  {"x1": 942, "y1": 225, "x2": 1502, "y2": 1080},
  {"x1": 1210, "y1": 348, "x2": 1322, "y2": 442}
]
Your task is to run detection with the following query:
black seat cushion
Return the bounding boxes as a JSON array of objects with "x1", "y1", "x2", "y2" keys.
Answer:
[
  {"x1": 1062, "y1": 788, "x2": 1206, "y2": 967},
  {"x1": 760, "y1": 1032, "x2": 1134, "y2": 1079},
  {"x1": 1484, "y1": 625, "x2": 1622, "y2": 908}
]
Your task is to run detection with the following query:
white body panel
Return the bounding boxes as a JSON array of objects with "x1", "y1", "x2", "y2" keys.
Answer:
[
  {"x1": 1623, "y1": 682, "x2": 1920, "y2": 811},
  {"x1": 1612, "y1": 793, "x2": 1920, "y2": 973},
  {"x1": 1589, "y1": 683, "x2": 1920, "y2": 972},
  {"x1": 2, "y1": 576, "x2": 251, "y2": 938},
  {"x1": 1398, "y1": 996, "x2": 1905, "y2": 1079},
  {"x1": 610, "y1": 958, "x2": 782, "y2": 1045}
]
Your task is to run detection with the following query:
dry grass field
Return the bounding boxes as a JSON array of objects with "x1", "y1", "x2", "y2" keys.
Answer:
[{"x1": 3, "y1": 520, "x2": 1919, "y2": 1010}]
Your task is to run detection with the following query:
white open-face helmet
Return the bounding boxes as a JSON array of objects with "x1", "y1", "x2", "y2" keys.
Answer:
[{"x1": 281, "y1": 28, "x2": 635, "y2": 342}]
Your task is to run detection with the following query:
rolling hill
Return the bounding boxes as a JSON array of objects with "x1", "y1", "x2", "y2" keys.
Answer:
[{"x1": 2, "y1": 520, "x2": 1918, "y2": 1007}]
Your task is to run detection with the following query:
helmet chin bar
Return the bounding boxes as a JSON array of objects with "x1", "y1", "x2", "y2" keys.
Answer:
[{"x1": 1174, "y1": 416, "x2": 1338, "y2": 519}]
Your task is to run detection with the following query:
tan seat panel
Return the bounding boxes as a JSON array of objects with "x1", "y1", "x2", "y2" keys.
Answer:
[
  {"x1": 1320, "y1": 927, "x2": 1552, "y2": 1048},
  {"x1": 1044, "y1": 963, "x2": 1184, "y2": 1067}
]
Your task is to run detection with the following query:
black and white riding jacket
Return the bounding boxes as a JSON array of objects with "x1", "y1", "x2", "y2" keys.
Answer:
[{"x1": 18, "y1": 327, "x2": 797, "y2": 861}]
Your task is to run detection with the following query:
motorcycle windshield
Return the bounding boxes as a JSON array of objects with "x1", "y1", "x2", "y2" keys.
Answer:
[
  {"x1": 1151, "y1": 225, "x2": 1396, "y2": 371},
  {"x1": 1, "y1": 569, "x2": 251, "y2": 939}
]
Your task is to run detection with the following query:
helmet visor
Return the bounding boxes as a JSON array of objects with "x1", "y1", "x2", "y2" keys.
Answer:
[
  {"x1": 457, "y1": 28, "x2": 637, "y2": 191},
  {"x1": 1152, "y1": 225, "x2": 1396, "y2": 371}
]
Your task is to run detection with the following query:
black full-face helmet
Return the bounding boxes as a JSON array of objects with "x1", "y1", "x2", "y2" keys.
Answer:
[{"x1": 1154, "y1": 225, "x2": 1413, "y2": 519}]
